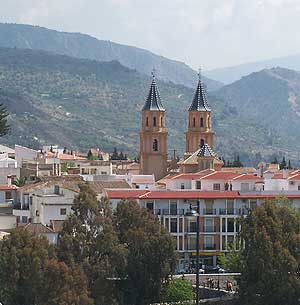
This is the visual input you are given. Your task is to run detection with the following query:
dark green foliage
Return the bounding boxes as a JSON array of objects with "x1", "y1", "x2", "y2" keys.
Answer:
[
  {"x1": 58, "y1": 184, "x2": 127, "y2": 305},
  {"x1": 12, "y1": 176, "x2": 26, "y2": 187},
  {"x1": 161, "y1": 278, "x2": 194, "y2": 303},
  {"x1": 115, "y1": 200, "x2": 177, "y2": 305},
  {"x1": 223, "y1": 155, "x2": 244, "y2": 167},
  {"x1": 239, "y1": 200, "x2": 300, "y2": 305},
  {"x1": 0, "y1": 102, "x2": 9, "y2": 136},
  {"x1": 279, "y1": 156, "x2": 287, "y2": 169},
  {"x1": 0, "y1": 229, "x2": 92, "y2": 305}
]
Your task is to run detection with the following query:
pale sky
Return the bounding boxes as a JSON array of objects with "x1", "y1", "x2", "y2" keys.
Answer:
[{"x1": 1, "y1": 0, "x2": 300, "y2": 70}]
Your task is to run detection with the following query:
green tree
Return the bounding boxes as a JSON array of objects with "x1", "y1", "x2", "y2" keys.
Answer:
[
  {"x1": 218, "y1": 240, "x2": 242, "y2": 272},
  {"x1": 0, "y1": 229, "x2": 54, "y2": 305},
  {"x1": 0, "y1": 103, "x2": 9, "y2": 137},
  {"x1": 12, "y1": 176, "x2": 26, "y2": 187},
  {"x1": 0, "y1": 229, "x2": 92, "y2": 305},
  {"x1": 58, "y1": 183, "x2": 127, "y2": 305},
  {"x1": 38, "y1": 259, "x2": 93, "y2": 305},
  {"x1": 115, "y1": 200, "x2": 177, "y2": 305},
  {"x1": 161, "y1": 278, "x2": 194, "y2": 303},
  {"x1": 279, "y1": 156, "x2": 287, "y2": 169},
  {"x1": 239, "y1": 199, "x2": 300, "y2": 305}
]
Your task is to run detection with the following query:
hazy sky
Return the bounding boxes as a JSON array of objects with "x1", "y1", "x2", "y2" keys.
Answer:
[{"x1": 1, "y1": 0, "x2": 300, "y2": 70}]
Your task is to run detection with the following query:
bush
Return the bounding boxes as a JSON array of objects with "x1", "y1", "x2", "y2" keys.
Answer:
[{"x1": 162, "y1": 278, "x2": 194, "y2": 303}]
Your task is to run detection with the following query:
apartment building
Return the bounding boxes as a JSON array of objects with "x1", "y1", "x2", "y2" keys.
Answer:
[{"x1": 106, "y1": 169, "x2": 300, "y2": 272}]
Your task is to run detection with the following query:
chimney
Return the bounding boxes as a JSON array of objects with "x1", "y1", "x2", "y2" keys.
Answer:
[
  {"x1": 283, "y1": 167, "x2": 289, "y2": 179},
  {"x1": 7, "y1": 175, "x2": 12, "y2": 186}
]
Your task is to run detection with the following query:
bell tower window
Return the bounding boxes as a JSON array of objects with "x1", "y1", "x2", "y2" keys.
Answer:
[
  {"x1": 161, "y1": 117, "x2": 163, "y2": 127},
  {"x1": 153, "y1": 117, "x2": 157, "y2": 127},
  {"x1": 200, "y1": 117, "x2": 204, "y2": 127},
  {"x1": 193, "y1": 117, "x2": 196, "y2": 127},
  {"x1": 200, "y1": 139, "x2": 205, "y2": 147},
  {"x1": 153, "y1": 139, "x2": 158, "y2": 151},
  {"x1": 146, "y1": 117, "x2": 149, "y2": 127}
]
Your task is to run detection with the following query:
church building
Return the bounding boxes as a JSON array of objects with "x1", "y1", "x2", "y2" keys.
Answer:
[{"x1": 140, "y1": 71, "x2": 222, "y2": 180}]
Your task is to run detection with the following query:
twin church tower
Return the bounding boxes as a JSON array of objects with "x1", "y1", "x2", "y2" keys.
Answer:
[{"x1": 139, "y1": 72, "x2": 216, "y2": 180}]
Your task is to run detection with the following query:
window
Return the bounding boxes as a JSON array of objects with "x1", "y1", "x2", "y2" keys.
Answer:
[
  {"x1": 213, "y1": 183, "x2": 221, "y2": 191},
  {"x1": 200, "y1": 117, "x2": 204, "y2": 127},
  {"x1": 179, "y1": 236, "x2": 183, "y2": 251},
  {"x1": 146, "y1": 117, "x2": 149, "y2": 126},
  {"x1": 200, "y1": 139, "x2": 205, "y2": 147},
  {"x1": 90, "y1": 168, "x2": 97, "y2": 175},
  {"x1": 204, "y1": 236, "x2": 214, "y2": 248},
  {"x1": 153, "y1": 139, "x2": 158, "y2": 151},
  {"x1": 179, "y1": 218, "x2": 183, "y2": 233},
  {"x1": 153, "y1": 117, "x2": 157, "y2": 126},
  {"x1": 205, "y1": 218, "x2": 214, "y2": 232},
  {"x1": 29, "y1": 196, "x2": 33, "y2": 205},
  {"x1": 298, "y1": 185, "x2": 300, "y2": 191},
  {"x1": 36, "y1": 210, "x2": 39, "y2": 216},
  {"x1": 5, "y1": 191, "x2": 12, "y2": 200},
  {"x1": 170, "y1": 202, "x2": 177, "y2": 215},
  {"x1": 161, "y1": 117, "x2": 163, "y2": 126},
  {"x1": 227, "y1": 200, "x2": 234, "y2": 214},
  {"x1": 21, "y1": 216, "x2": 28, "y2": 223},
  {"x1": 54, "y1": 185, "x2": 60, "y2": 195},
  {"x1": 181, "y1": 183, "x2": 185, "y2": 189},
  {"x1": 60, "y1": 208, "x2": 67, "y2": 215},
  {"x1": 227, "y1": 218, "x2": 235, "y2": 232},
  {"x1": 101, "y1": 171, "x2": 107, "y2": 175},
  {"x1": 146, "y1": 202, "x2": 154, "y2": 211},
  {"x1": 193, "y1": 117, "x2": 196, "y2": 127},
  {"x1": 189, "y1": 221, "x2": 197, "y2": 232},
  {"x1": 196, "y1": 181, "x2": 201, "y2": 189},
  {"x1": 170, "y1": 218, "x2": 178, "y2": 233},
  {"x1": 189, "y1": 236, "x2": 197, "y2": 250}
]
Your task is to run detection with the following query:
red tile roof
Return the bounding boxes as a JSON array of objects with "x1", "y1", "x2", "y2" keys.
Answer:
[
  {"x1": 0, "y1": 185, "x2": 18, "y2": 191},
  {"x1": 232, "y1": 174, "x2": 263, "y2": 182},
  {"x1": 288, "y1": 174, "x2": 300, "y2": 181},
  {"x1": 106, "y1": 190, "x2": 300, "y2": 200},
  {"x1": 171, "y1": 170, "x2": 214, "y2": 180},
  {"x1": 139, "y1": 191, "x2": 240, "y2": 199},
  {"x1": 200, "y1": 172, "x2": 240, "y2": 180},
  {"x1": 105, "y1": 190, "x2": 149, "y2": 199}
]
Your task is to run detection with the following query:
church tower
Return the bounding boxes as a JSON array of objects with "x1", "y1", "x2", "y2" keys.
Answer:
[
  {"x1": 185, "y1": 71, "x2": 214, "y2": 156},
  {"x1": 140, "y1": 73, "x2": 168, "y2": 180}
]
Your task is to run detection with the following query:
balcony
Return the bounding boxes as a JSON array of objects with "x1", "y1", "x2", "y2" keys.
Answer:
[
  {"x1": 154, "y1": 209, "x2": 185, "y2": 216},
  {"x1": 203, "y1": 226, "x2": 217, "y2": 233},
  {"x1": 203, "y1": 209, "x2": 217, "y2": 215},
  {"x1": 13, "y1": 203, "x2": 29, "y2": 210},
  {"x1": 204, "y1": 244, "x2": 217, "y2": 250}
]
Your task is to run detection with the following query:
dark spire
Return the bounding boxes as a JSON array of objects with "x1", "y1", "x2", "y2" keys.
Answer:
[
  {"x1": 142, "y1": 70, "x2": 165, "y2": 111},
  {"x1": 197, "y1": 143, "x2": 216, "y2": 157},
  {"x1": 189, "y1": 68, "x2": 211, "y2": 111}
]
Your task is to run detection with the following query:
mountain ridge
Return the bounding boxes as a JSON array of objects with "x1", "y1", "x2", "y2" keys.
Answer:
[
  {"x1": 204, "y1": 54, "x2": 300, "y2": 84},
  {"x1": 0, "y1": 23, "x2": 222, "y2": 91},
  {"x1": 0, "y1": 47, "x2": 298, "y2": 165}
]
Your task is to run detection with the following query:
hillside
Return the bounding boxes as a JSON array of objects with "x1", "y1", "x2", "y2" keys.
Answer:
[
  {"x1": 215, "y1": 67, "x2": 300, "y2": 162},
  {"x1": 205, "y1": 54, "x2": 300, "y2": 84},
  {"x1": 0, "y1": 47, "x2": 297, "y2": 165},
  {"x1": 0, "y1": 23, "x2": 222, "y2": 91}
]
